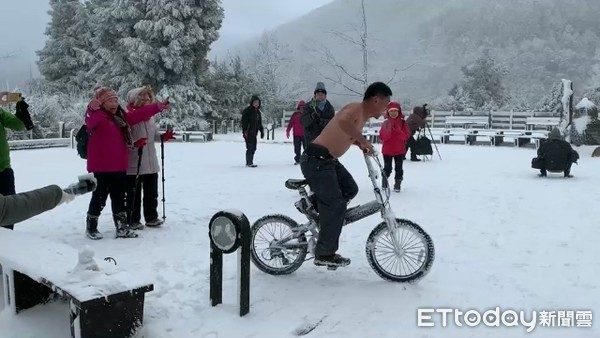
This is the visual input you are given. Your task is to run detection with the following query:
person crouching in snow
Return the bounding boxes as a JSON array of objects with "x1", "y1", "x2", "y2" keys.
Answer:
[
  {"x1": 84, "y1": 84, "x2": 169, "y2": 240},
  {"x1": 286, "y1": 100, "x2": 306, "y2": 165},
  {"x1": 125, "y1": 86, "x2": 175, "y2": 230},
  {"x1": 378, "y1": 101, "x2": 409, "y2": 192}
]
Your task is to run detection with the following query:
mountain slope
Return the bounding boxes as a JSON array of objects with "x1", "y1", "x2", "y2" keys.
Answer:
[{"x1": 256, "y1": 0, "x2": 600, "y2": 106}]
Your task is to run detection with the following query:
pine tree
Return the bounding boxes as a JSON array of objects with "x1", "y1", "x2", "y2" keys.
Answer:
[
  {"x1": 119, "y1": 0, "x2": 224, "y2": 128},
  {"x1": 449, "y1": 51, "x2": 508, "y2": 109},
  {"x1": 205, "y1": 55, "x2": 258, "y2": 121},
  {"x1": 36, "y1": 0, "x2": 95, "y2": 93},
  {"x1": 87, "y1": 0, "x2": 146, "y2": 95}
]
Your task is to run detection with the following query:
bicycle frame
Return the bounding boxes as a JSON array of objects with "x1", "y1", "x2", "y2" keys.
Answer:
[{"x1": 273, "y1": 152, "x2": 402, "y2": 253}]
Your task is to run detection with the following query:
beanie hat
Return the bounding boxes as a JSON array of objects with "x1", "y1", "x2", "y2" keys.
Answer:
[
  {"x1": 314, "y1": 82, "x2": 327, "y2": 95},
  {"x1": 93, "y1": 83, "x2": 118, "y2": 105},
  {"x1": 297, "y1": 100, "x2": 306, "y2": 109}
]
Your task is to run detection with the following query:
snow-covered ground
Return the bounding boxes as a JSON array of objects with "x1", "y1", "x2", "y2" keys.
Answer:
[{"x1": 1, "y1": 133, "x2": 599, "y2": 338}]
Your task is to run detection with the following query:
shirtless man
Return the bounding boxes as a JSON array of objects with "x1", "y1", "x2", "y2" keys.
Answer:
[{"x1": 299, "y1": 82, "x2": 393, "y2": 268}]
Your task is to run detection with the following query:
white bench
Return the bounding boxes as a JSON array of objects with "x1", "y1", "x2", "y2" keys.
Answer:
[
  {"x1": 445, "y1": 116, "x2": 490, "y2": 129},
  {"x1": 0, "y1": 228, "x2": 154, "y2": 338},
  {"x1": 525, "y1": 117, "x2": 560, "y2": 130}
]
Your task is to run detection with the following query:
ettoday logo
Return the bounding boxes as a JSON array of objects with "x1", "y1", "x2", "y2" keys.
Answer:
[{"x1": 417, "y1": 308, "x2": 593, "y2": 332}]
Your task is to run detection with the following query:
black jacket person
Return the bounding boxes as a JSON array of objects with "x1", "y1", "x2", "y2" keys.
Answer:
[
  {"x1": 241, "y1": 95, "x2": 264, "y2": 167},
  {"x1": 535, "y1": 127, "x2": 579, "y2": 177},
  {"x1": 301, "y1": 82, "x2": 336, "y2": 144}
]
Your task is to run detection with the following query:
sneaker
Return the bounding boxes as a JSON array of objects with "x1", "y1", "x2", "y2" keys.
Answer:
[
  {"x1": 246, "y1": 164, "x2": 257, "y2": 168},
  {"x1": 145, "y1": 219, "x2": 164, "y2": 227},
  {"x1": 314, "y1": 254, "x2": 351, "y2": 268},
  {"x1": 129, "y1": 222, "x2": 144, "y2": 230}
]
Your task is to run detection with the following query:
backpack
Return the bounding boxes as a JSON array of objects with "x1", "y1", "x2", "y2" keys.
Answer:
[{"x1": 75, "y1": 125, "x2": 90, "y2": 159}]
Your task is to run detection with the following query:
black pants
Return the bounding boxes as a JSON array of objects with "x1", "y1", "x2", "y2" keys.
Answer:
[
  {"x1": 300, "y1": 144, "x2": 358, "y2": 256},
  {"x1": 245, "y1": 134, "x2": 257, "y2": 165},
  {"x1": 293, "y1": 136, "x2": 305, "y2": 163},
  {"x1": 383, "y1": 155, "x2": 404, "y2": 180},
  {"x1": 0, "y1": 168, "x2": 16, "y2": 230},
  {"x1": 540, "y1": 162, "x2": 573, "y2": 176},
  {"x1": 87, "y1": 172, "x2": 127, "y2": 217},
  {"x1": 126, "y1": 173, "x2": 159, "y2": 224}
]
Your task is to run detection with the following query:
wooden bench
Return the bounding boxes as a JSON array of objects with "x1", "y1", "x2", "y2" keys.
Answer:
[
  {"x1": 169, "y1": 130, "x2": 213, "y2": 142},
  {"x1": 0, "y1": 228, "x2": 154, "y2": 338},
  {"x1": 445, "y1": 116, "x2": 490, "y2": 129},
  {"x1": 525, "y1": 117, "x2": 560, "y2": 130}
]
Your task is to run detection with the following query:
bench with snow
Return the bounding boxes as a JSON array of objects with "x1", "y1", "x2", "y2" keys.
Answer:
[
  {"x1": 441, "y1": 129, "x2": 491, "y2": 145},
  {"x1": 362, "y1": 129, "x2": 381, "y2": 144},
  {"x1": 444, "y1": 115, "x2": 490, "y2": 129},
  {"x1": 0, "y1": 228, "x2": 154, "y2": 338},
  {"x1": 525, "y1": 117, "x2": 560, "y2": 131},
  {"x1": 491, "y1": 130, "x2": 549, "y2": 148},
  {"x1": 178, "y1": 130, "x2": 213, "y2": 142}
]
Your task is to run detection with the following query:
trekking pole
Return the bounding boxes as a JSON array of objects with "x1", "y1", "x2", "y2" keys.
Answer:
[
  {"x1": 160, "y1": 135, "x2": 166, "y2": 221},
  {"x1": 129, "y1": 138, "x2": 147, "y2": 224},
  {"x1": 427, "y1": 124, "x2": 442, "y2": 160}
]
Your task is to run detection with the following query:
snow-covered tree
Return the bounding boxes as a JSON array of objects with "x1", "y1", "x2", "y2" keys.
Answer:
[
  {"x1": 245, "y1": 32, "x2": 301, "y2": 122},
  {"x1": 137, "y1": 0, "x2": 223, "y2": 128},
  {"x1": 204, "y1": 55, "x2": 258, "y2": 121},
  {"x1": 87, "y1": 0, "x2": 145, "y2": 95},
  {"x1": 449, "y1": 51, "x2": 508, "y2": 109},
  {"x1": 36, "y1": 0, "x2": 95, "y2": 93}
]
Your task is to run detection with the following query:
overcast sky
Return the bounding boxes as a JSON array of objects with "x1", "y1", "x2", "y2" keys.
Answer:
[{"x1": 0, "y1": 0, "x2": 332, "y2": 86}]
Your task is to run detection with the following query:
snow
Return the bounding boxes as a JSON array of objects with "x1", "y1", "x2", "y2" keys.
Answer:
[
  {"x1": 573, "y1": 115, "x2": 591, "y2": 134},
  {"x1": 576, "y1": 97, "x2": 596, "y2": 110},
  {"x1": 1, "y1": 133, "x2": 600, "y2": 338},
  {"x1": 0, "y1": 228, "x2": 152, "y2": 303}
]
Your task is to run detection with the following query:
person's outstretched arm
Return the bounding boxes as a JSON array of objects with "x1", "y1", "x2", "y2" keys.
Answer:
[
  {"x1": 0, "y1": 185, "x2": 63, "y2": 226},
  {"x1": 0, "y1": 175, "x2": 97, "y2": 226}
]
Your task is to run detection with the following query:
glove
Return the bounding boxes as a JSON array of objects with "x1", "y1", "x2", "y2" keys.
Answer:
[
  {"x1": 134, "y1": 137, "x2": 148, "y2": 149},
  {"x1": 161, "y1": 128, "x2": 176, "y2": 142},
  {"x1": 260, "y1": 130, "x2": 264, "y2": 139},
  {"x1": 62, "y1": 174, "x2": 98, "y2": 197},
  {"x1": 286, "y1": 131, "x2": 290, "y2": 139},
  {"x1": 243, "y1": 131, "x2": 248, "y2": 139},
  {"x1": 88, "y1": 99, "x2": 101, "y2": 111}
]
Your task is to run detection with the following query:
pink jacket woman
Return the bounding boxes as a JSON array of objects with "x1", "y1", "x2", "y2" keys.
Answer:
[{"x1": 85, "y1": 102, "x2": 163, "y2": 173}]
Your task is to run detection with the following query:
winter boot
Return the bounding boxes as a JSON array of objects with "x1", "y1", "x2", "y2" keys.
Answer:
[
  {"x1": 410, "y1": 154, "x2": 421, "y2": 162},
  {"x1": 86, "y1": 214, "x2": 103, "y2": 240},
  {"x1": 113, "y1": 213, "x2": 139, "y2": 238},
  {"x1": 393, "y1": 179, "x2": 402, "y2": 192},
  {"x1": 145, "y1": 218, "x2": 164, "y2": 227},
  {"x1": 314, "y1": 253, "x2": 351, "y2": 268}
]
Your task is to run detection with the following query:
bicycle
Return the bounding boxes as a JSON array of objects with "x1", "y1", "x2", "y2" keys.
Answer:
[{"x1": 250, "y1": 150, "x2": 435, "y2": 283}]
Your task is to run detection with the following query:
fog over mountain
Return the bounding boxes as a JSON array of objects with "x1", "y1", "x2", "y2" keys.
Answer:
[{"x1": 241, "y1": 0, "x2": 600, "y2": 106}]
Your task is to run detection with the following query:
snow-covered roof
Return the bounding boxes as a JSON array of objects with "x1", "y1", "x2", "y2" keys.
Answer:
[{"x1": 576, "y1": 97, "x2": 596, "y2": 109}]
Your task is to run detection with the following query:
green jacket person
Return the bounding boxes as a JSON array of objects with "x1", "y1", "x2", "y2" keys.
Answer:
[{"x1": 0, "y1": 97, "x2": 27, "y2": 229}]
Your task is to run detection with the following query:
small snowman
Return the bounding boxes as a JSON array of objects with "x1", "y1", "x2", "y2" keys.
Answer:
[{"x1": 72, "y1": 245, "x2": 99, "y2": 272}]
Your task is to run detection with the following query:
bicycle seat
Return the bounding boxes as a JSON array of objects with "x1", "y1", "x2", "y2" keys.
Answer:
[{"x1": 285, "y1": 179, "x2": 308, "y2": 190}]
